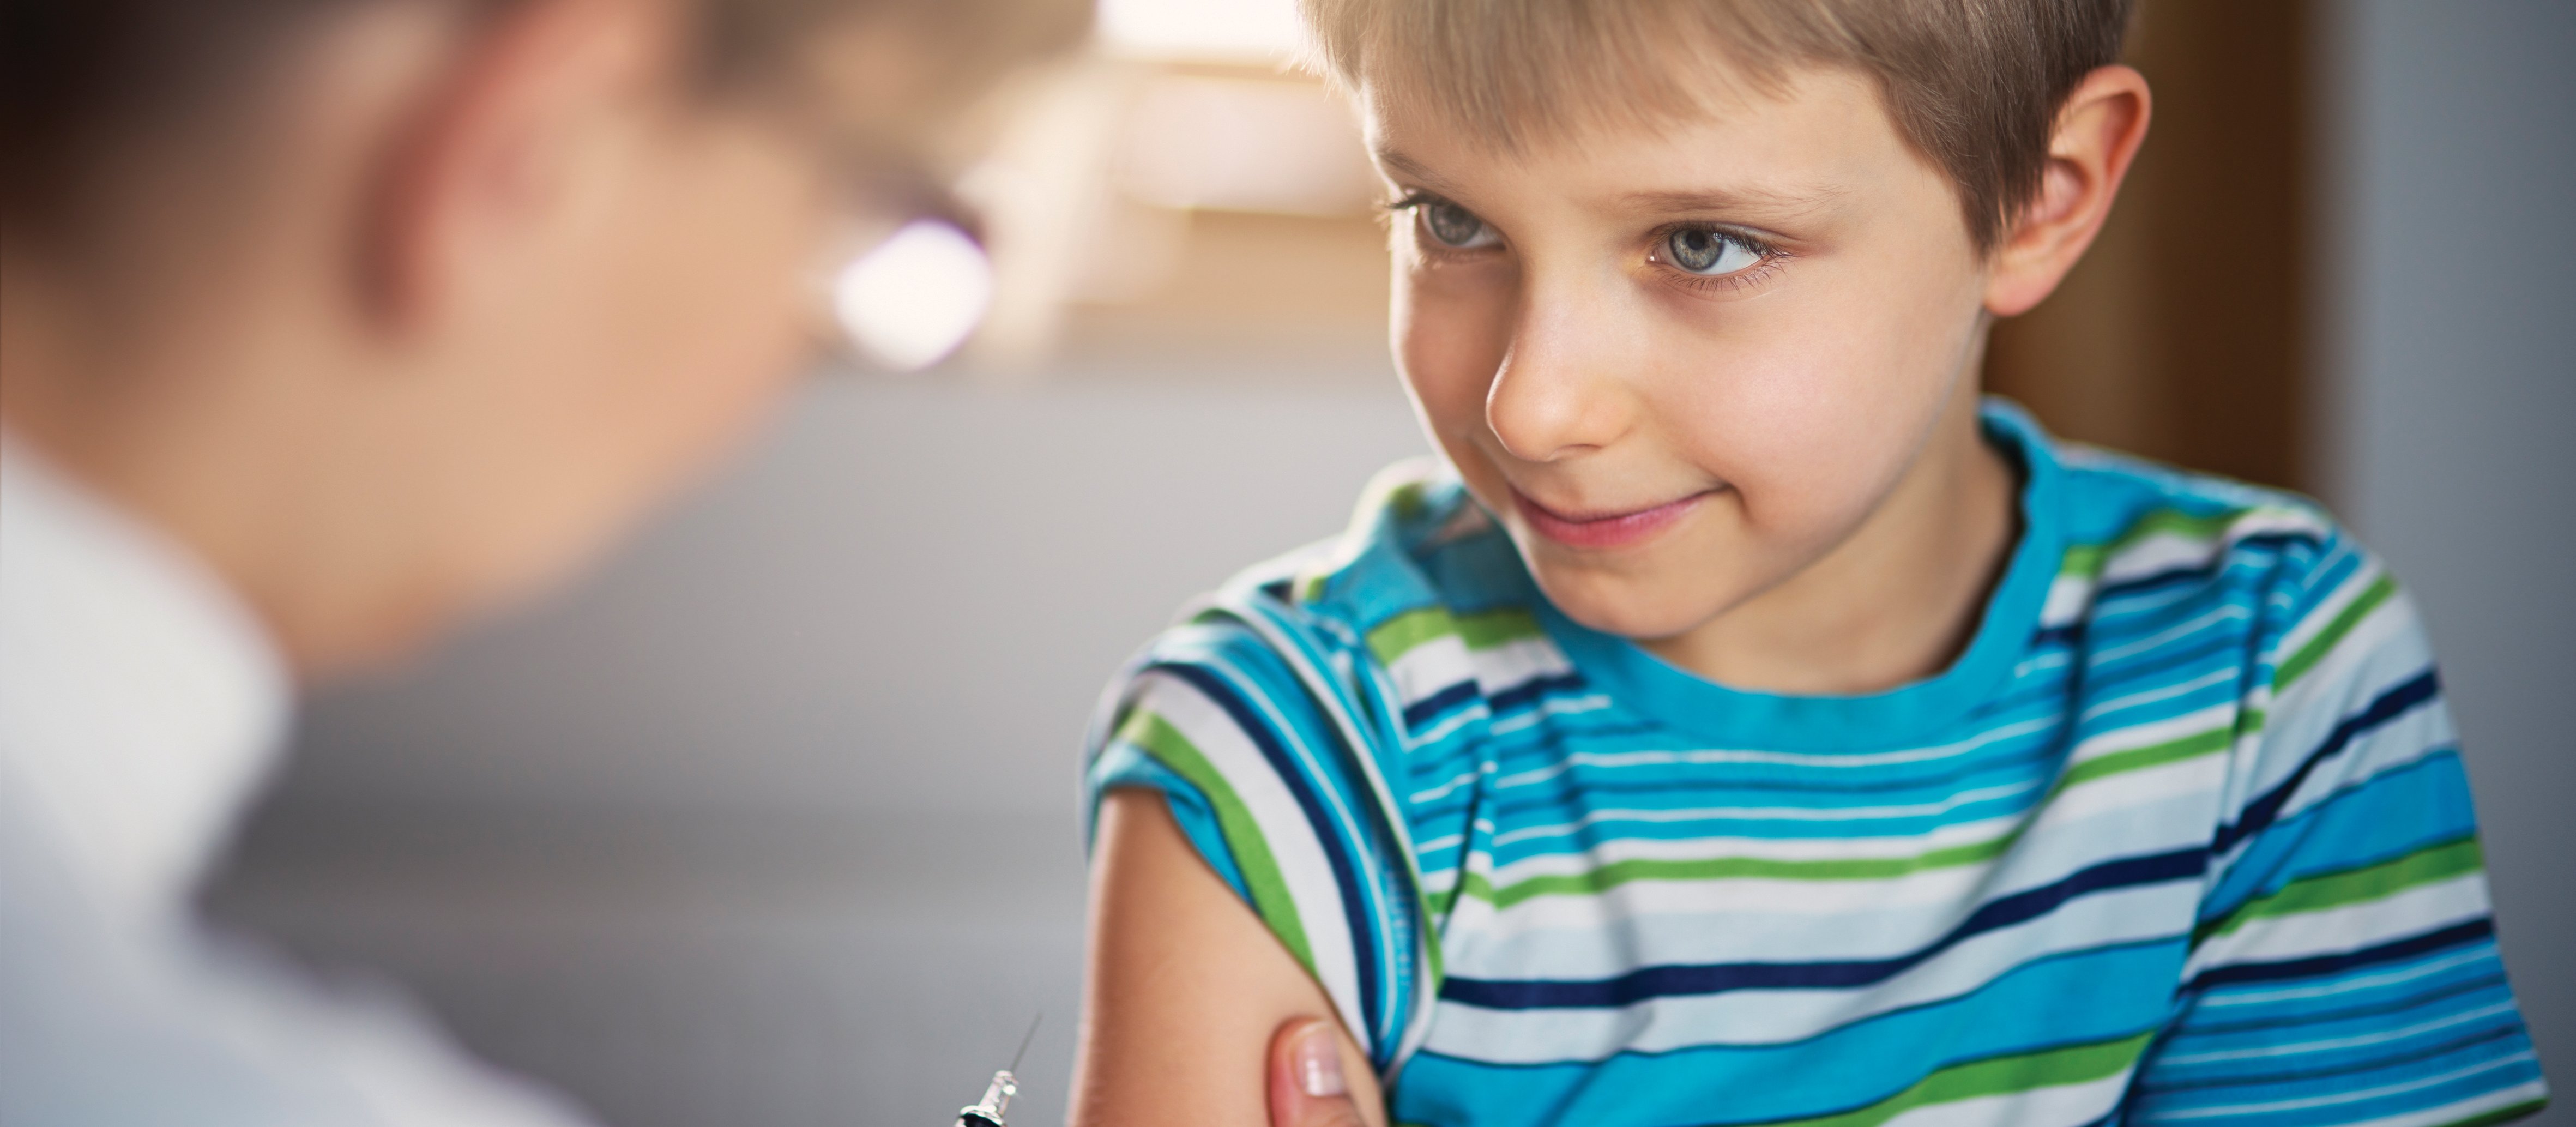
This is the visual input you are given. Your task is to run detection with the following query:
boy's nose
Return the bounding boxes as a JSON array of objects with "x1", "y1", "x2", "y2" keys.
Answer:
[{"x1": 1485, "y1": 287, "x2": 1642, "y2": 463}]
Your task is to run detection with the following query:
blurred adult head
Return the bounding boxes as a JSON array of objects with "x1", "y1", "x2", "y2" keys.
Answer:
[{"x1": 0, "y1": 0, "x2": 1084, "y2": 673}]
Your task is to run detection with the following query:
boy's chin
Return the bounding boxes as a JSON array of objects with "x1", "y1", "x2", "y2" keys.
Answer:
[{"x1": 1522, "y1": 557, "x2": 1742, "y2": 645}]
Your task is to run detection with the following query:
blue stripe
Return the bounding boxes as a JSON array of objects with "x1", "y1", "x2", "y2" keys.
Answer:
[
  {"x1": 2213, "y1": 670, "x2": 2441, "y2": 854},
  {"x1": 1442, "y1": 847, "x2": 2207, "y2": 1009}
]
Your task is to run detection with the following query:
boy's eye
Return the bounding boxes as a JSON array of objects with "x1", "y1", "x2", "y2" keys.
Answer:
[
  {"x1": 1420, "y1": 200, "x2": 1499, "y2": 249},
  {"x1": 1662, "y1": 227, "x2": 1763, "y2": 275}
]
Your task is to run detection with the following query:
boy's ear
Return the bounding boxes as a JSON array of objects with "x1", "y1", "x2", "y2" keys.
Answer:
[
  {"x1": 358, "y1": 0, "x2": 674, "y2": 332},
  {"x1": 1983, "y1": 65, "x2": 2152, "y2": 317}
]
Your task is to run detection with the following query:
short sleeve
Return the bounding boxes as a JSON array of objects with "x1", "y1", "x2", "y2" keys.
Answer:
[
  {"x1": 2129, "y1": 551, "x2": 2548, "y2": 1127},
  {"x1": 1082, "y1": 614, "x2": 1433, "y2": 1072}
]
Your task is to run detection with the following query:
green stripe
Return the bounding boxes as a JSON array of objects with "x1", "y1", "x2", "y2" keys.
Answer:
[
  {"x1": 1117, "y1": 709, "x2": 1317, "y2": 973},
  {"x1": 2060, "y1": 507, "x2": 2251, "y2": 580},
  {"x1": 1462, "y1": 722, "x2": 2232, "y2": 908},
  {"x1": 2052, "y1": 726, "x2": 2234, "y2": 796},
  {"x1": 2277, "y1": 574, "x2": 2398, "y2": 690},
  {"x1": 1367, "y1": 608, "x2": 1455, "y2": 666},
  {"x1": 2196, "y1": 836, "x2": 2484, "y2": 945},
  {"x1": 2438, "y1": 1098, "x2": 2549, "y2": 1127},
  {"x1": 1752, "y1": 1031, "x2": 2155, "y2": 1127},
  {"x1": 1464, "y1": 829, "x2": 2024, "y2": 908},
  {"x1": 1456, "y1": 607, "x2": 1543, "y2": 649},
  {"x1": 1367, "y1": 606, "x2": 1546, "y2": 666}
]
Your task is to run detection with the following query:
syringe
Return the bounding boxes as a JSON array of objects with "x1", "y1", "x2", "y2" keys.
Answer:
[{"x1": 953, "y1": 1015, "x2": 1042, "y2": 1127}]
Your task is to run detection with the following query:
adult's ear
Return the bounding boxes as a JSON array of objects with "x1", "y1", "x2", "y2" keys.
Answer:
[
  {"x1": 359, "y1": 0, "x2": 677, "y2": 331},
  {"x1": 1983, "y1": 64, "x2": 2152, "y2": 317}
]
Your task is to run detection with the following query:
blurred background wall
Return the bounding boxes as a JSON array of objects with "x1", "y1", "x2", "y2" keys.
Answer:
[{"x1": 204, "y1": 2, "x2": 2576, "y2": 1124}]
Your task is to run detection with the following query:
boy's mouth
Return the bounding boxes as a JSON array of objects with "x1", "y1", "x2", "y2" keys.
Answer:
[{"x1": 1511, "y1": 486, "x2": 1712, "y2": 550}]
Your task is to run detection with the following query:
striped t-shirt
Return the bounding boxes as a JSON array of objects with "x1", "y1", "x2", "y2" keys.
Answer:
[{"x1": 1082, "y1": 402, "x2": 2547, "y2": 1127}]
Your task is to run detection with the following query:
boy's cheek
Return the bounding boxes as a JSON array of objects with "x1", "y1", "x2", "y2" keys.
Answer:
[{"x1": 1396, "y1": 290, "x2": 1513, "y2": 447}]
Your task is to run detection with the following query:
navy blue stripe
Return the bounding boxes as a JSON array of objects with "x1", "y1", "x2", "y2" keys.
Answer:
[
  {"x1": 1401, "y1": 679, "x2": 1481, "y2": 730},
  {"x1": 2213, "y1": 670, "x2": 2441, "y2": 854},
  {"x1": 1489, "y1": 671, "x2": 1588, "y2": 713},
  {"x1": 2184, "y1": 918, "x2": 2494, "y2": 993},
  {"x1": 1398, "y1": 670, "x2": 1592, "y2": 731},
  {"x1": 2090, "y1": 529, "x2": 2315, "y2": 605},
  {"x1": 1160, "y1": 661, "x2": 1387, "y2": 1049},
  {"x1": 1441, "y1": 847, "x2": 2208, "y2": 1009}
]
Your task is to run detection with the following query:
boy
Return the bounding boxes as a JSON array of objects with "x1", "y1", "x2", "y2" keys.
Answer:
[{"x1": 1072, "y1": 2, "x2": 2551, "y2": 1126}]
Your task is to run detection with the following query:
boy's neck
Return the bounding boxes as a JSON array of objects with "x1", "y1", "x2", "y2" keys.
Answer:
[{"x1": 1639, "y1": 382, "x2": 2020, "y2": 696}]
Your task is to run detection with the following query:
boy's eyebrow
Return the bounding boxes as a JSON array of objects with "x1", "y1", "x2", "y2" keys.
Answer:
[
  {"x1": 1617, "y1": 184, "x2": 1853, "y2": 218},
  {"x1": 1375, "y1": 146, "x2": 1852, "y2": 220},
  {"x1": 1372, "y1": 148, "x2": 1463, "y2": 196}
]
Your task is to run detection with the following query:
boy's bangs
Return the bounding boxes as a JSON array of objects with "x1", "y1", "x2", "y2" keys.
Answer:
[{"x1": 1300, "y1": 0, "x2": 1818, "y2": 153}]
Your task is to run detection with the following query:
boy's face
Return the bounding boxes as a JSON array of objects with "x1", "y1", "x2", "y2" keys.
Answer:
[{"x1": 1367, "y1": 65, "x2": 1996, "y2": 641}]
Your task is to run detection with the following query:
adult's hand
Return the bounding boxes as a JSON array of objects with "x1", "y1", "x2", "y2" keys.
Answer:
[{"x1": 1266, "y1": 1017, "x2": 1373, "y2": 1127}]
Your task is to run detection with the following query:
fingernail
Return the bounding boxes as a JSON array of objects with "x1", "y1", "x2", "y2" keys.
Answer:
[{"x1": 1295, "y1": 1024, "x2": 1347, "y2": 1098}]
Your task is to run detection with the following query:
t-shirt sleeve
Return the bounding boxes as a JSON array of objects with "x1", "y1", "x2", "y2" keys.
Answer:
[
  {"x1": 2128, "y1": 546, "x2": 2549, "y2": 1127},
  {"x1": 1082, "y1": 617, "x2": 1430, "y2": 1071}
]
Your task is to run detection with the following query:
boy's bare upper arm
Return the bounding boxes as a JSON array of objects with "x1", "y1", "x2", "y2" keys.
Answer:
[{"x1": 1072, "y1": 789, "x2": 1386, "y2": 1127}]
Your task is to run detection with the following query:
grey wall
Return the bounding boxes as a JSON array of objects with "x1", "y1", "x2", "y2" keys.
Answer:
[{"x1": 2316, "y1": 1, "x2": 2576, "y2": 1111}]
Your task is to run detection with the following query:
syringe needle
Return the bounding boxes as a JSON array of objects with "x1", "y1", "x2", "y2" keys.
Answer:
[{"x1": 1009, "y1": 1013, "x2": 1042, "y2": 1075}]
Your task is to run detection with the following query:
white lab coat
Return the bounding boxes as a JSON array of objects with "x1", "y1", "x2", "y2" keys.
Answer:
[{"x1": 0, "y1": 441, "x2": 593, "y2": 1126}]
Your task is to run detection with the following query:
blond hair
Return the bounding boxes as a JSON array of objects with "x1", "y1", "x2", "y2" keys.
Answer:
[{"x1": 1299, "y1": 0, "x2": 2133, "y2": 251}]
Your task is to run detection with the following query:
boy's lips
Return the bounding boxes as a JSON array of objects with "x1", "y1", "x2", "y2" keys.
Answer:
[{"x1": 1511, "y1": 486, "x2": 1712, "y2": 549}]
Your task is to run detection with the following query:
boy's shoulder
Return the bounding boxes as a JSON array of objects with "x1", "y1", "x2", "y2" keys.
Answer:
[
  {"x1": 2029, "y1": 422, "x2": 2414, "y2": 733},
  {"x1": 1999, "y1": 405, "x2": 2358, "y2": 620},
  {"x1": 1209, "y1": 456, "x2": 1537, "y2": 659}
]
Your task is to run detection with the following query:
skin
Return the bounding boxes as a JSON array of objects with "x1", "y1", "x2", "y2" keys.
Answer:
[
  {"x1": 0, "y1": 0, "x2": 838, "y2": 674},
  {"x1": 1078, "y1": 55, "x2": 2150, "y2": 1125}
]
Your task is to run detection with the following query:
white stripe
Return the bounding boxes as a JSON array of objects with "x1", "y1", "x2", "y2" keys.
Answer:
[
  {"x1": 2150, "y1": 1051, "x2": 2537, "y2": 1119},
  {"x1": 1424, "y1": 883, "x2": 2200, "y2": 1060},
  {"x1": 2271, "y1": 552, "x2": 2384, "y2": 667},
  {"x1": 2099, "y1": 528, "x2": 2235, "y2": 586},
  {"x1": 2094, "y1": 604, "x2": 2255, "y2": 666},
  {"x1": 2187, "y1": 874, "x2": 2491, "y2": 978},
  {"x1": 1486, "y1": 692, "x2": 1614, "y2": 736},
  {"x1": 1409, "y1": 765, "x2": 1484, "y2": 805},
  {"x1": 1487, "y1": 780, "x2": 2045, "y2": 847},
  {"x1": 2043, "y1": 572, "x2": 2101, "y2": 626},
  {"x1": 2082, "y1": 666, "x2": 2242, "y2": 723},
  {"x1": 2157, "y1": 1000, "x2": 2519, "y2": 1065},
  {"x1": 1469, "y1": 635, "x2": 1574, "y2": 694}
]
